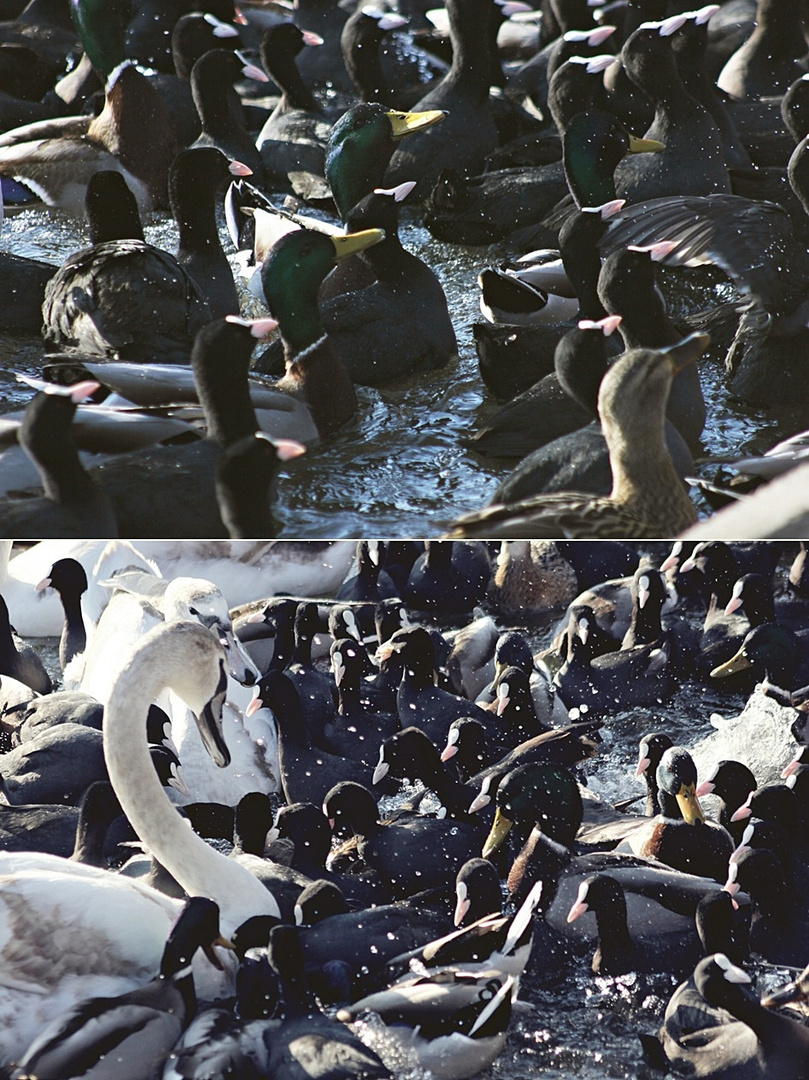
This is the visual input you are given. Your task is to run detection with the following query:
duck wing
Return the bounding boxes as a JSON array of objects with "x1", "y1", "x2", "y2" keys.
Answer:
[{"x1": 600, "y1": 194, "x2": 809, "y2": 319}]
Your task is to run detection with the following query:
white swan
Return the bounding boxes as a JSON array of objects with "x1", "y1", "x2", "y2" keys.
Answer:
[
  {"x1": 0, "y1": 620, "x2": 280, "y2": 1067},
  {"x1": 78, "y1": 569, "x2": 277, "y2": 803},
  {"x1": 1, "y1": 540, "x2": 357, "y2": 638}
]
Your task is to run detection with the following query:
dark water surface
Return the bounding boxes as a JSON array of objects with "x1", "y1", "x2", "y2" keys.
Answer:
[{"x1": 0, "y1": 201, "x2": 789, "y2": 538}]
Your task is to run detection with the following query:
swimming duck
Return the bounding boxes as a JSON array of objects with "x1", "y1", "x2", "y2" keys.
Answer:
[
  {"x1": 189, "y1": 47, "x2": 268, "y2": 179},
  {"x1": 553, "y1": 612, "x2": 674, "y2": 714},
  {"x1": 338, "y1": 540, "x2": 399, "y2": 602},
  {"x1": 60, "y1": 318, "x2": 300, "y2": 538},
  {"x1": 0, "y1": 0, "x2": 178, "y2": 212},
  {"x1": 323, "y1": 637, "x2": 400, "y2": 765},
  {"x1": 403, "y1": 541, "x2": 491, "y2": 614},
  {"x1": 613, "y1": 17, "x2": 730, "y2": 201},
  {"x1": 619, "y1": 746, "x2": 735, "y2": 883},
  {"x1": 170, "y1": 146, "x2": 247, "y2": 320},
  {"x1": 254, "y1": 22, "x2": 331, "y2": 196},
  {"x1": 324, "y1": 779, "x2": 482, "y2": 899},
  {"x1": 423, "y1": 60, "x2": 632, "y2": 246},
  {"x1": 724, "y1": 846, "x2": 809, "y2": 966},
  {"x1": 251, "y1": 669, "x2": 397, "y2": 805},
  {"x1": 446, "y1": 335, "x2": 705, "y2": 538},
  {"x1": 11, "y1": 896, "x2": 233, "y2": 1080},
  {"x1": 479, "y1": 761, "x2": 726, "y2": 942},
  {"x1": 380, "y1": 625, "x2": 498, "y2": 747},
  {"x1": 340, "y1": 6, "x2": 418, "y2": 107},
  {"x1": 264, "y1": 923, "x2": 392, "y2": 1075},
  {"x1": 373, "y1": 725, "x2": 482, "y2": 821},
  {"x1": 566, "y1": 872, "x2": 716, "y2": 977},
  {"x1": 384, "y1": 0, "x2": 496, "y2": 199},
  {"x1": 260, "y1": 227, "x2": 384, "y2": 436},
  {"x1": 658, "y1": 952, "x2": 809, "y2": 1080},
  {"x1": 41, "y1": 158, "x2": 225, "y2": 363},
  {"x1": 0, "y1": 383, "x2": 118, "y2": 540},
  {"x1": 711, "y1": 623, "x2": 809, "y2": 691}
]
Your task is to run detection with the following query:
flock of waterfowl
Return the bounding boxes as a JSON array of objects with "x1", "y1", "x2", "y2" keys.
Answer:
[
  {"x1": 0, "y1": 0, "x2": 808, "y2": 535},
  {"x1": 0, "y1": 536, "x2": 806, "y2": 1080}
]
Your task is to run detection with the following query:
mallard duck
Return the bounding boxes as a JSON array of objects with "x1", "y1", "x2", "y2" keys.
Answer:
[
  {"x1": 445, "y1": 334, "x2": 706, "y2": 538},
  {"x1": 658, "y1": 952, "x2": 809, "y2": 1079},
  {"x1": 40, "y1": 150, "x2": 241, "y2": 362},
  {"x1": 712, "y1": 623, "x2": 809, "y2": 691},
  {"x1": 618, "y1": 746, "x2": 735, "y2": 882},
  {"x1": 259, "y1": 227, "x2": 384, "y2": 435},
  {"x1": 553, "y1": 612, "x2": 674, "y2": 714},
  {"x1": 0, "y1": 0, "x2": 178, "y2": 213},
  {"x1": 480, "y1": 762, "x2": 725, "y2": 941},
  {"x1": 11, "y1": 897, "x2": 233, "y2": 1080}
]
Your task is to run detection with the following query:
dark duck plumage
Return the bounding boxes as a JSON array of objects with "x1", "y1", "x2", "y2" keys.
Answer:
[
  {"x1": 600, "y1": 127, "x2": 809, "y2": 413},
  {"x1": 619, "y1": 746, "x2": 735, "y2": 883},
  {"x1": 0, "y1": 384, "x2": 118, "y2": 540},
  {"x1": 255, "y1": 22, "x2": 332, "y2": 197},
  {"x1": 658, "y1": 952, "x2": 809, "y2": 1080},
  {"x1": 41, "y1": 155, "x2": 218, "y2": 363},
  {"x1": 384, "y1": 0, "x2": 498, "y2": 199},
  {"x1": 613, "y1": 17, "x2": 731, "y2": 201},
  {"x1": 316, "y1": 182, "x2": 457, "y2": 386},
  {"x1": 323, "y1": 779, "x2": 481, "y2": 899},
  {"x1": 260, "y1": 227, "x2": 385, "y2": 435}
]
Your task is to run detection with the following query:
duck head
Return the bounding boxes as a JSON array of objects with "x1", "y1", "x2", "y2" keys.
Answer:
[
  {"x1": 481, "y1": 762, "x2": 583, "y2": 858},
  {"x1": 325, "y1": 102, "x2": 445, "y2": 219}
]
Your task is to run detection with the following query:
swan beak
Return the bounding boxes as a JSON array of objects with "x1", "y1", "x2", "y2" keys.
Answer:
[
  {"x1": 386, "y1": 108, "x2": 446, "y2": 138},
  {"x1": 710, "y1": 646, "x2": 753, "y2": 678},
  {"x1": 203, "y1": 934, "x2": 236, "y2": 969},
  {"x1": 219, "y1": 626, "x2": 260, "y2": 686},
  {"x1": 675, "y1": 782, "x2": 705, "y2": 825},
  {"x1": 482, "y1": 807, "x2": 513, "y2": 858},
  {"x1": 196, "y1": 660, "x2": 231, "y2": 769}
]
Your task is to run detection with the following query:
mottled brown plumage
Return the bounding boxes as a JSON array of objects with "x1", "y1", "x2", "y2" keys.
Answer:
[{"x1": 446, "y1": 335, "x2": 706, "y2": 539}]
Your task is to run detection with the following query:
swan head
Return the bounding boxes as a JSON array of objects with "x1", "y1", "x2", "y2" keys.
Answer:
[{"x1": 162, "y1": 578, "x2": 260, "y2": 687}]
